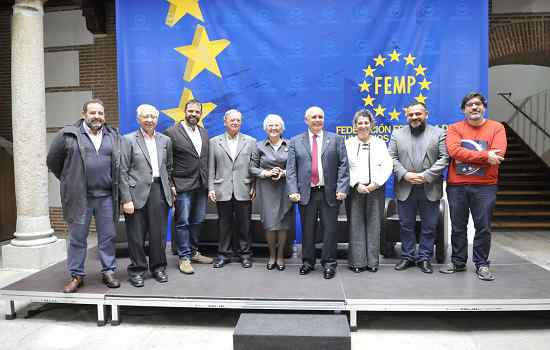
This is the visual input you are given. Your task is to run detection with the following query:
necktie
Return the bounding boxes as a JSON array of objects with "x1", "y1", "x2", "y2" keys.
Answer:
[{"x1": 311, "y1": 134, "x2": 319, "y2": 185}]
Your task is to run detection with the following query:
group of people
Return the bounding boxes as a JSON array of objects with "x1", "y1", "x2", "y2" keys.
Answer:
[{"x1": 46, "y1": 91, "x2": 506, "y2": 293}]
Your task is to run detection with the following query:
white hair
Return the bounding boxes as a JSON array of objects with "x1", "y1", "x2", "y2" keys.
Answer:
[
  {"x1": 304, "y1": 106, "x2": 324, "y2": 119},
  {"x1": 136, "y1": 104, "x2": 159, "y2": 118},
  {"x1": 224, "y1": 109, "x2": 242, "y2": 120},
  {"x1": 262, "y1": 114, "x2": 285, "y2": 132}
]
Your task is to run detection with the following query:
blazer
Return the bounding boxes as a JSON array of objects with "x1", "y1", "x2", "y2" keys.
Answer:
[
  {"x1": 388, "y1": 124, "x2": 449, "y2": 201},
  {"x1": 286, "y1": 131, "x2": 349, "y2": 207},
  {"x1": 164, "y1": 123, "x2": 209, "y2": 193},
  {"x1": 119, "y1": 130, "x2": 174, "y2": 209},
  {"x1": 208, "y1": 132, "x2": 257, "y2": 202},
  {"x1": 345, "y1": 135, "x2": 393, "y2": 188}
]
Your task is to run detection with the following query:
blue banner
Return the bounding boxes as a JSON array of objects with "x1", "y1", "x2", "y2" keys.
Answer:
[{"x1": 116, "y1": 0, "x2": 488, "y2": 141}]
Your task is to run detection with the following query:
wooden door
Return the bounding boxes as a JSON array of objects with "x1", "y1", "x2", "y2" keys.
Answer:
[{"x1": 0, "y1": 147, "x2": 16, "y2": 242}]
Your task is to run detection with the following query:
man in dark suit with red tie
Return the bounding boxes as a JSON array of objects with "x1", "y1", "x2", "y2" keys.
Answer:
[{"x1": 286, "y1": 106, "x2": 349, "y2": 279}]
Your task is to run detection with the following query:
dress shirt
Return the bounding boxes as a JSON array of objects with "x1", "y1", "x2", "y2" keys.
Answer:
[
  {"x1": 141, "y1": 129, "x2": 160, "y2": 179},
  {"x1": 226, "y1": 132, "x2": 239, "y2": 160},
  {"x1": 82, "y1": 122, "x2": 103, "y2": 152},
  {"x1": 181, "y1": 121, "x2": 202, "y2": 156},
  {"x1": 308, "y1": 129, "x2": 324, "y2": 187}
]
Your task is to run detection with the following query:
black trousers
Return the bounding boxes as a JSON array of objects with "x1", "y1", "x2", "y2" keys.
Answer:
[
  {"x1": 125, "y1": 181, "x2": 168, "y2": 276},
  {"x1": 216, "y1": 197, "x2": 252, "y2": 260},
  {"x1": 299, "y1": 188, "x2": 338, "y2": 268}
]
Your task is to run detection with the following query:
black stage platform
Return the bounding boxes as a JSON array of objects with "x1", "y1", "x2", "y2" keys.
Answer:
[{"x1": 2, "y1": 244, "x2": 550, "y2": 329}]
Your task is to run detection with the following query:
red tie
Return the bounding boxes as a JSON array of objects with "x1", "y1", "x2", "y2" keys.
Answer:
[{"x1": 311, "y1": 134, "x2": 319, "y2": 185}]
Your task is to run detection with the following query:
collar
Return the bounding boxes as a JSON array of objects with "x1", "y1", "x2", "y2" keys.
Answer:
[
  {"x1": 225, "y1": 132, "x2": 240, "y2": 141},
  {"x1": 181, "y1": 120, "x2": 199, "y2": 132},
  {"x1": 308, "y1": 129, "x2": 323, "y2": 139},
  {"x1": 264, "y1": 138, "x2": 286, "y2": 147},
  {"x1": 81, "y1": 120, "x2": 104, "y2": 136},
  {"x1": 140, "y1": 128, "x2": 156, "y2": 140}
]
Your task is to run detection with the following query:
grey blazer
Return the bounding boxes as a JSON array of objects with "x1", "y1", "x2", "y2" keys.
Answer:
[
  {"x1": 286, "y1": 131, "x2": 349, "y2": 207},
  {"x1": 208, "y1": 133, "x2": 257, "y2": 201},
  {"x1": 388, "y1": 125, "x2": 449, "y2": 201},
  {"x1": 120, "y1": 130, "x2": 174, "y2": 209}
]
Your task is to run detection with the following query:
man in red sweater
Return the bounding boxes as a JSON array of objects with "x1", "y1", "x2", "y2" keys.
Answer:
[{"x1": 440, "y1": 92, "x2": 507, "y2": 281}]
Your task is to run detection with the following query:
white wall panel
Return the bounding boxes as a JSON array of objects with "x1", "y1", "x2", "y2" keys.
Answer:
[
  {"x1": 45, "y1": 10, "x2": 94, "y2": 48},
  {"x1": 46, "y1": 91, "x2": 93, "y2": 128},
  {"x1": 45, "y1": 51, "x2": 79, "y2": 87}
]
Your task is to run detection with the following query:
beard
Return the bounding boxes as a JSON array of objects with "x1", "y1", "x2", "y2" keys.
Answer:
[
  {"x1": 86, "y1": 119, "x2": 104, "y2": 132},
  {"x1": 409, "y1": 120, "x2": 426, "y2": 136}
]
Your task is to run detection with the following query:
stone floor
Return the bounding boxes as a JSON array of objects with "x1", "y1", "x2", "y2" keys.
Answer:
[{"x1": 1, "y1": 230, "x2": 549, "y2": 350}]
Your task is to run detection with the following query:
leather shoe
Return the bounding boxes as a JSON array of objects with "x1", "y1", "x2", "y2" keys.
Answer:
[
  {"x1": 323, "y1": 267, "x2": 336, "y2": 279},
  {"x1": 349, "y1": 265, "x2": 367, "y2": 273},
  {"x1": 102, "y1": 273, "x2": 120, "y2": 288},
  {"x1": 299, "y1": 264, "x2": 314, "y2": 275},
  {"x1": 276, "y1": 263, "x2": 285, "y2": 271},
  {"x1": 152, "y1": 270, "x2": 168, "y2": 283},
  {"x1": 63, "y1": 276, "x2": 83, "y2": 293},
  {"x1": 266, "y1": 262, "x2": 276, "y2": 270},
  {"x1": 394, "y1": 259, "x2": 416, "y2": 271},
  {"x1": 241, "y1": 258, "x2": 252, "y2": 268},
  {"x1": 213, "y1": 257, "x2": 230, "y2": 268},
  {"x1": 129, "y1": 274, "x2": 144, "y2": 287},
  {"x1": 418, "y1": 260, "x2": 433, "y2": 274},
  {"x1": 365, "y1": 266, "x2": 378, "y2": 273}
]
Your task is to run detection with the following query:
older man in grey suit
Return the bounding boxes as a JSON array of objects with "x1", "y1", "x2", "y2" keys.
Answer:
[
  {"x1": 388, "y1": 101, "x2": 449, "y2": 274},
  {"x1": 120, "y1": 104, "x2": 174, "y2": 287},
  {"x1": 287, "y1": 106, "x2": 349, "y2": 279},
  {"x1": 208, "y1": 109, "x2": 257, "y2": 268}
]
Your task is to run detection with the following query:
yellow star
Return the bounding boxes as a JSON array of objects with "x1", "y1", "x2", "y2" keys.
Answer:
[
  {"x1": 373, "y1": 54, "x2": 386, "y2": 67},
  {"x1": 389, "y1": 108, "x2": 401, "y2": 121},
  {"x1": 358, "y1": 80, "x2": 371, "y2": 92},
  {"x1": 414, "y1": 64, "x2": 427, "y2": 76},
  {"x1": 373, "y1": 104, "x2": 386, "y2": 117},
  {"x1": 175, "y1": 25, "x2": 231, "y2": 82},
  {"x1": 415, "y1": 93, "x2": 427, "y2": 104},
  {"x1": 419, "y1": 79, "x2": 432, "y2": 90},
  {"x1": 388, "y1": 49, "x2": 401, "y2": 62},
  {"x1": 165, "y1": 0, "x2": 204, "y2": 27},
  {"x1": 363, "y1": 65, "x2": 376, "y2": 78},
  {"x1": 404, "y1": 53, "x2": 416, "y2": 65},
  {"x1": 362, "y1": 95, "x2": 375, "y2": 107},
  {"x1": 162, "y1": 88, "x2": 217, "y2": 127}
]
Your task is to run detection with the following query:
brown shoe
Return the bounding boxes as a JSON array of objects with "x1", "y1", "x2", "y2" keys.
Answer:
[
  {"x1": 102, "y1": 273, "x2": 121, "y2": 288},
  {"x1": 63, "y1": 276, "x2": 83, "y2": 293},
  {"x1": 191, "y1": 252, "x2": 213, "y2": 264},
  {"x1": 179, "y1": 258, "x2": 194, "y2": 274}
]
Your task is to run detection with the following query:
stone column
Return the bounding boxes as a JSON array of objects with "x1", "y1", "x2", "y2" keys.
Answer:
[{"x1": 2, "y1": 0, "x2": 66, "y2": 269}]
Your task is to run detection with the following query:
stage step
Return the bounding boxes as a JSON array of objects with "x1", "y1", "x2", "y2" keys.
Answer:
[{"x1": 234, "y1": 313, "x2": 351, "y2": 350}]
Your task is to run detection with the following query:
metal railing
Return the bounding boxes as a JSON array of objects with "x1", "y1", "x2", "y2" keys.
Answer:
[{"x1": 498, "y1": 91, "x2": 550, "y2": 166}]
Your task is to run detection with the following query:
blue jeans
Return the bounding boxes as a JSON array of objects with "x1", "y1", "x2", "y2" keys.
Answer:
[
  {"x1": 68, "y1": 196, "x2": 117, "y2": 277},
  {"x1": 446, "y1": 184, "x2": 497, "y2": 269},
  {"x1": 174, "y1": 189, "x2": 207, "y2": 259},
  {"x1": 397, "y1": 186, "x2": 440, "y2": 262}
]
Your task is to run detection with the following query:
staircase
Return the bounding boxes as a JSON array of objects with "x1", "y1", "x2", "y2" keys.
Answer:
[{"x1": 493, "y1": 123, "x2": 550, "y2": 230}]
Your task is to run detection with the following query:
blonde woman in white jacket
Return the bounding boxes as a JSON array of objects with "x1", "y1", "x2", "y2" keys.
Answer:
[{"x1": 345, "y1": 109, "x2": 393, "y2": 273}]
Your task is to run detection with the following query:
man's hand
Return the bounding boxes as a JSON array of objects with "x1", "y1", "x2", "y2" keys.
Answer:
[
  {"x1": 356, "y1": 183, "x2": 369, "y2": 194},
  {"x1": 122, "y1": 201, "x2": 135, "y2": 215},
  {"x1": 289, "y1": 193, "x2": 301, "y2": 202},
  {"x1": 208, "y1": 190, "x2": 216, "y2": 202},
  {"x1": 365, "y1": 183, "x2": 378, "y2": 193},
  {"x1": 336, "y1": 192, "x2": 347, "y2": 201},
  {"x1": 487, "y1": 149, "x2": 504, "y2": 165},
  {"x1": 404, "y1": 172, "x2": 425, "y2": 185},
  {"x1": 171, "y1": 187, "x2": 177, "y2": 203}
]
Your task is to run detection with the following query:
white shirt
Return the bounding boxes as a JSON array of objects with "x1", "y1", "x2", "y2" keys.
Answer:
[
  {"x1": 226, "y1": 132, "x2": 239, "y2": 160},
  {"x1": 308, "y1": 129, "x2": 324, "y2": 187},
  {"x1": 141, "y1": 129, "x2": 160, "y2": 179},
  {"x1": 82, "y1": 121, "x2": 103, "y2": 152},
  {"x1": 345, "y1": 135, "x2": 393, "y2": 188},
  {"x1": 181, "y1": 122, "x2": 202, "y2": 156}
]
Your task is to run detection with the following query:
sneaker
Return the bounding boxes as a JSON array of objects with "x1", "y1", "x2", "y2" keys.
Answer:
[
  {"x1": 179, "y1": 258, "x2": 194, "y2": 274},
  {"x1": 439, "y1": 262, "x2": 467, "y2": 274},
  {"x1": 191, "y1": 252, "x2": 213, "y2": 264},
  {"x1": 476, "y1": 266, "x2": 495, "y2": 281}
]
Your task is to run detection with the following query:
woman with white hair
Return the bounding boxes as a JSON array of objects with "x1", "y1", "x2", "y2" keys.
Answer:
[
  {"x1": 250, "y1": 114, "x2": 293, "y2": 271},
  {"x1": 345, "y1": 109, "x2": 393, "y2": 273}
]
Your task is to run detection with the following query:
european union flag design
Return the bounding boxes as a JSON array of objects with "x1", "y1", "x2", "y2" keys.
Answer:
[{"x1": 116, "y1": 0, "x2": 488, "y2": 141}]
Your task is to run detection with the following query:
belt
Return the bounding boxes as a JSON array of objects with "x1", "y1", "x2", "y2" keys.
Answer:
[{"x1": 311, "y1": 186, "x2": 324, "y2": 191}]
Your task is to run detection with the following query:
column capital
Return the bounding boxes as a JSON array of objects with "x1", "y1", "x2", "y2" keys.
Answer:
[{"x1": 13, "y1": 0, "x2": 47, "y2": 14}]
